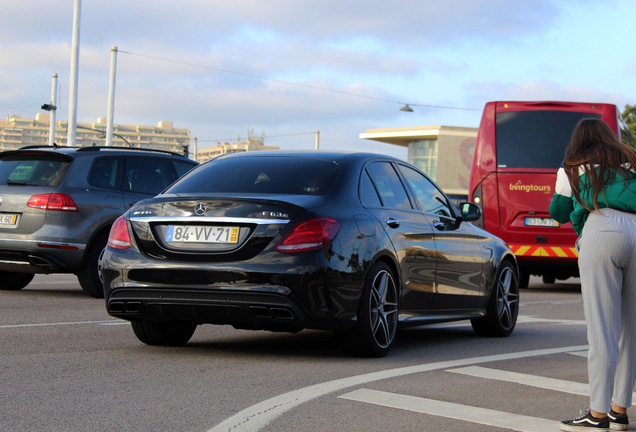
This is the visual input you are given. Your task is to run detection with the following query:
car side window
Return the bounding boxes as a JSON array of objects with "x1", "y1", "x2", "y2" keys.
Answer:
[
  {"x1": 88, "y1": 158, "x2": 121, "y2": 190},
  {"x1": 398, "y1": 164, "x2": 452, "y2": 217},
  {"x1": 359, "y1": 170, "x2": 382, "y2": 208},
  {"x1": 365, "y1": 162, "x2": 412, "y2": 209},
  {"x1": 125, "y1": 158, "x2": 172, "y2": 195},
  {"x1": 171, "y1": 160, "x2": 196, "y2": 180}
]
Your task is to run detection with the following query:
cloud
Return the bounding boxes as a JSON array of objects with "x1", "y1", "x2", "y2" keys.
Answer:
[
  {"x1": 0, "y1": 0, "x2": 633, "y2": 160},
  {"x1": 1, "y1": 1, "x2": 565, "y2": 49},
  {"x1": 467, "y1": 80, "x2": 632, "y2": 110}
]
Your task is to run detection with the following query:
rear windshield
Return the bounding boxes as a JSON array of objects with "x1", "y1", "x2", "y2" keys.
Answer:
[
  {"x1": 166, "y1": 156, "x2": 340, "y2": 196},
  {"x1": 496, "y1": 110, "x2": 602, "y2": 169},
  {"x1": 0, "y1": 153, "x2": 71, "y2": 187}
]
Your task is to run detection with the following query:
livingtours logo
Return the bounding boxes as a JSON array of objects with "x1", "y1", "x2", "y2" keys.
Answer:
[{"x1": 509, "y1": 181, "x2": 552, "y2": 193}]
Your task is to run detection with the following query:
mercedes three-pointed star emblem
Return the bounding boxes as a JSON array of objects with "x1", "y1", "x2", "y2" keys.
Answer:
[{"x1": 194, "y1": 202, "x2": 206, "y2": 216}]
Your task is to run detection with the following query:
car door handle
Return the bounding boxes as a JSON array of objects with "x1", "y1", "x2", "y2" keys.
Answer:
[
  {"x1": 433, "y1": 221, "x2": 446, "y2": 231},
  {"x1": 385, "y1": 218, "x2": 400, "y2": 228}
]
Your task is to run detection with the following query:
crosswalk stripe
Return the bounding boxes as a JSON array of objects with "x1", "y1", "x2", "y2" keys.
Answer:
[
  {"x1": 447, "y1": 365, "x2": 636, "y2": 400},
  {"x1": 448, "y1": 366, "x2": 589, "y2": 396},
  {"x1": 339, "y1": 388, "x2": 557, "y2": 432}
]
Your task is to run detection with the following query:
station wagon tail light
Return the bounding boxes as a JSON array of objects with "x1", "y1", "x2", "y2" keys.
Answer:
[
  {"x1": 275, "y1": 218, "x2": 341, "y2": 253},
  {"x1": 108, "y1": 216, "x2": 132, "y2": 249},
  {"x1": 27, "y1": 193, "x2": 78, "y2": 212}
]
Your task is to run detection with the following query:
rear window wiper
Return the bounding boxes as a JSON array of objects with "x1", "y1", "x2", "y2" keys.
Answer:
[{"x1": 6, "y1": 180, "x2": 38, "y2": 186}]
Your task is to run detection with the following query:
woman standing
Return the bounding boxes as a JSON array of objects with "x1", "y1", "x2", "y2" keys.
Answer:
[{"x1": 550, "y1": 118, "x2": 636, "y2": 431}]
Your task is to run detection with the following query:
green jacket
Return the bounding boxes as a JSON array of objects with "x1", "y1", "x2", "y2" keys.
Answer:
[{"x1": 549, "y1": 166, "x2": 636, "y2": 236}]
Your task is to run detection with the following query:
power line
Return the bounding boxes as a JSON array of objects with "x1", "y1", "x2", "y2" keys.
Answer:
[
  {"x1": 118, "y1": 50, "x2": 480, "y2": 112},
  {"x1": 197, "y1": 131, "x2": 316, "y2": 143},
  {"x1": 0, "y1": 103, "x2": 37, "y2": 116}
]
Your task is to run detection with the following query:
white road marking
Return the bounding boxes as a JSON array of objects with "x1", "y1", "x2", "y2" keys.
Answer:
[
  {"x1": 339, "y1": 388, "x2": 557, "y2": 432},
  {"x1": 448, "y1": 365, "x2": 636, "y2": 401},
  {"x1": 516, "y1": 316, "x2": 586, "y2": 325},
  {"x1": 448, "y1": 366, "x2": 589, "y2": 396},
  {"x1": 0, "y1": 320, "x2": 121, "y2": 329},
  {"x1": 206, "y1": 345, "x2": 588, "y2": 432}
]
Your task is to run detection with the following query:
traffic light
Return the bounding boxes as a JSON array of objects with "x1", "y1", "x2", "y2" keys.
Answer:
[
  {"x1": 41, "y1": 103, "x2": 56, "y2": 111},
  {"x1": 182, "y1": 145, "x2": 189, "y2": 157}
]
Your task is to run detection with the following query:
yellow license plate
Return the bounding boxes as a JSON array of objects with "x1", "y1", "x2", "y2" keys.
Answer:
[{"x1": 0, "y1": 214, "x2": 18, "y2": 225}]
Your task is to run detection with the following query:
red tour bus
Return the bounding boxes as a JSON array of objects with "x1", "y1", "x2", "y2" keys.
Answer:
[{"x1": 468, "y1": 101, "x2": 621, "y2": 287}]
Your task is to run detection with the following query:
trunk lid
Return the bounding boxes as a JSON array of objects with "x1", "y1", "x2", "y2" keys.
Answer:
[
  {"x1": 0, "y1": 150, "x2": 73, "y2": 235},
  {"x1": 129, "y1": 194, "x2": 327, "y2": 261}
]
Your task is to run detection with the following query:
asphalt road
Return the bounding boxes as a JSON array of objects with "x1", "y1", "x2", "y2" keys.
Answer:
[{"x1": 0, "y1": 274, "x2": 605, "y2": 432}]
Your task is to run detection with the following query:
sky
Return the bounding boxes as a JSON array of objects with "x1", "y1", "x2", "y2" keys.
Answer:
[{"x1": 0, "y1": 0, "x2": 634, "y2": 160}]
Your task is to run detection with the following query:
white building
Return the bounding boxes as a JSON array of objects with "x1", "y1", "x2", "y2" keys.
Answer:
[
  {"x1": 360, "y1": 125, "x2": 478, "y2": 200},
  {"x1": 0, "y1": 114, "x2": 190, "y2": 155},
  {"x1": 196, "y1": 130, "x2": 279, "y2": 163}
]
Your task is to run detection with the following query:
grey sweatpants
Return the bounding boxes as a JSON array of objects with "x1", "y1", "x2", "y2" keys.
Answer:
[{"x1": 579, "y1": 208, "x2": 636, "y2": 413}]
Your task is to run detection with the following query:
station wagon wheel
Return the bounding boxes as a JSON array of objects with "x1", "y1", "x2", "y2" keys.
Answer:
[
  {"x1": 343, "y1": 261, "x2": 399, "y2": 357},
  {"x1": 471, "y1": 260, "x2": 519, "y2": 337},
  {"x1": 0, "y1": 271, "x2": 35, "y2": 290},
  {"x1": 77, "y1": 231, "x2": 108, "y2": 299},
  {"x1": 131, "y1": 320, "x2": 197, "y2": 347}
]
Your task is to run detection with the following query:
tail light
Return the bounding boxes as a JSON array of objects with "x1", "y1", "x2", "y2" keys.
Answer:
[
  {"x1": 27, "y1": 194, "x2": 78, "y2": 212},
  {"x1": 275, "y1": 218, "x2": 341, "y2": 253},
  {"x1": 108, "y1": 216, "x2": 132, "y2": 249}
]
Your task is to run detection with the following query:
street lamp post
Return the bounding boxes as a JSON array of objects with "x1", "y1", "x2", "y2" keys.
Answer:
[
  {"x1": 105, "y1": 46, "x2": 117, "y2": 147},
  {"x1": 41, "y1": 73, "x2": 58, "y2": 146},
  {"x1": 67, "y1": 0, "x2": 81, "y2": 146}
]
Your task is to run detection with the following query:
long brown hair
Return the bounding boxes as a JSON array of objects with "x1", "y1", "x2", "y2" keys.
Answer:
[{"x1": 564, "y1": 118, "x2": 636, "y2": 211}]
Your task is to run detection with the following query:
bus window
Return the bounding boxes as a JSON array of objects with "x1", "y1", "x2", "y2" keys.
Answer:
[{"x1": 496, "y1": 110, "x2": 601, "y2": 169}]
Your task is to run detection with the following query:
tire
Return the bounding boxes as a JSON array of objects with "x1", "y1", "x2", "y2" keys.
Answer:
[
  {"x1": 77, "y1": 232, "x2": 108, "y2": 298},
  {"x1": 518, "y1": 270, "x2": 530, "y2": 289},
  {"x1": 0, "y1": 271, "x2": 35, "y2": 290},
  {"x1": 471, "y1": 260, "x2": 519, "y2": 337},
  {"x1": 131, "y1": 320, "x2": 197, "y2": 347},
  {"x1": 342, "y1": 261, "x2": 399, "y2": 357},
  {"x1": 542, "y1": 274, "x2": 556, "y2": 284}
]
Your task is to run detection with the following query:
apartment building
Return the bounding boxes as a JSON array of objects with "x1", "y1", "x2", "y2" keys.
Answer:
[
  {"x1": 196, "y1": 130, "x2": 279, "y2": 163},
  {"x1": 0, "y1": 114, "x2": 190, "y2": 155}
]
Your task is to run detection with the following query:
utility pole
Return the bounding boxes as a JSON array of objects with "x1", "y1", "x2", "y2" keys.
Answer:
[
  {"x1": 193, "y1": 137, "x2": 198, "y2": 162},
  {"x1": 67, "y1": 0, "x2": 81, "y2": 146},
  {"x1": 105, "y1": 46, "x2": 117, "y2": 147},
  {"x1": 315, "y1": 130, "x2": 320, "y2": 150},
  {"x1": 48, "y1": 73, "x2": 58, "y2": 146}
]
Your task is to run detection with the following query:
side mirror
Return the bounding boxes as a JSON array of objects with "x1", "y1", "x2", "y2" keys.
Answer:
[{"x1": 459, "y1": 202, "x2": 482, "y2": 222}]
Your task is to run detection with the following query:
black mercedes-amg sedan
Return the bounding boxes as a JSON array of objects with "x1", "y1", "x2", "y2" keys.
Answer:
[{"x1": 101, "y1": 151, "x2": 518, "y2": 357}]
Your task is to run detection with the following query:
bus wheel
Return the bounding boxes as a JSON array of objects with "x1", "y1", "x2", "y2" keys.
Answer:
[{"x1": 542, "y1": 274, "x2": 556, "y2": 284}]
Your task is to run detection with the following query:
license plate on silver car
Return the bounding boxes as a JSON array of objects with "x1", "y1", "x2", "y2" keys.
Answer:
[
  {"x1": 165, "y1": 225, "x2": 239, "y2": 243},
  {"x1": 525, "y1": 217, "x2": 559, "y2": 227},
  {"x1": 0, "y1": 214, "x2": 18, "y2": 225}
]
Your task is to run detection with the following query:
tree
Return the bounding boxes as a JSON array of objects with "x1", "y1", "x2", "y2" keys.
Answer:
[{"x1": 621, "y1": 104, "x2": 636, "y2": 147}]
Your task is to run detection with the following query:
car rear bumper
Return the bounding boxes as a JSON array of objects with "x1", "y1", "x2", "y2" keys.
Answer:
[
  {"x1": 105, "y1": 286, "x2": 319, "y2": 330},
  {"x1": 101, "y1": 248, "x2": 365, "y2": 332},
  {"x1": 0, "y1": 240, "x2": 86, "y2": 273}
]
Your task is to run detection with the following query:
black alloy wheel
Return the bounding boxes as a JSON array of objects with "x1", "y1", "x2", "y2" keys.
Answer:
[
  {"x1": 471, "y1": 260, "x2": 519, "y2": 337},
  {"x1": 344, "y1": 261, "x2": 399, "y2": 357}
]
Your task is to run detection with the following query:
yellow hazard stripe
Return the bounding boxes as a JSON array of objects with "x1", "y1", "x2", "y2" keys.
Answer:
[{"x1": 508, "y1": 245, "x2": 578, "y2": 258}]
